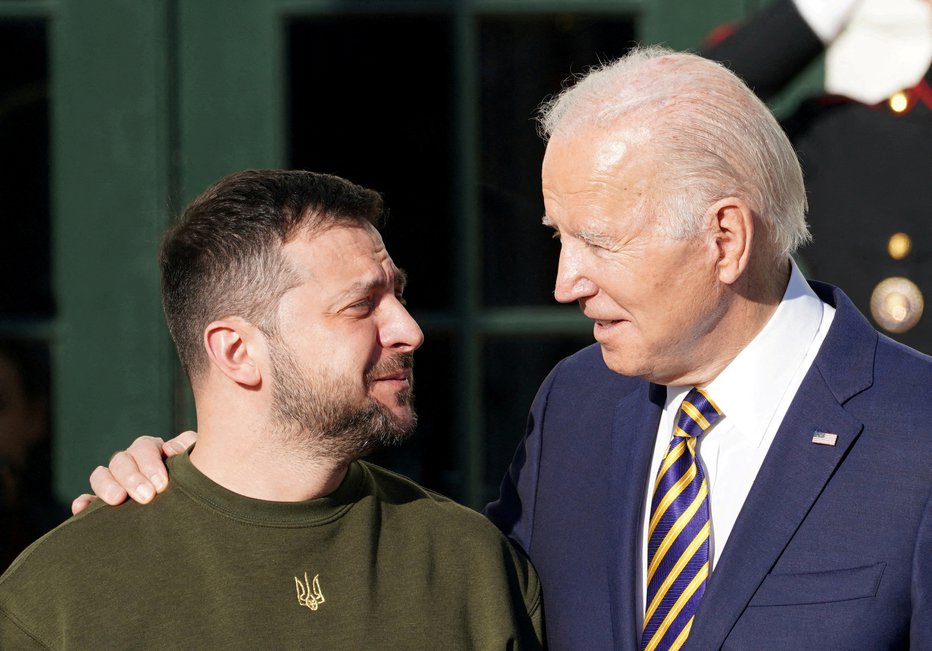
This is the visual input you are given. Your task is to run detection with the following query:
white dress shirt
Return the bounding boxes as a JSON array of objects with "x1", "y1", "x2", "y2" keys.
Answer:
[{"x1": 637, "y1": 261, "x2": 836, "y2": 619}]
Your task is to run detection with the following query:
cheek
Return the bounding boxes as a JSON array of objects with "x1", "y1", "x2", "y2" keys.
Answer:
[
  {"x1": 668, "y1": 269, "x2": 723, "y2": 336},
  {"x1": 304, "y1": 321, "x2": 379, "y2": 364},
  {"x1": 641, "y1": 256, "x2": 713, "y2": 327},
  {"x1": 338, "y1": 332, "x2": 383, "y2": 378}
]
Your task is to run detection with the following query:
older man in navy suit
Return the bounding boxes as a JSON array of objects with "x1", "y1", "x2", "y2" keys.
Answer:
[
  {"x1": 76, "y1": 47, "x2": 930, "y2": 650},
  {"x1": 483, "y1": 46, "x2": 932, "y2": 650}
]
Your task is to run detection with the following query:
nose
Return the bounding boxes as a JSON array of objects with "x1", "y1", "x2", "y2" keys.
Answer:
[
  {"x1": 379, "y1": 297, "x2": 424, "y2": 352},
  {"x1": 553, "y1": 243, "x2": 598, "y2": 303}
]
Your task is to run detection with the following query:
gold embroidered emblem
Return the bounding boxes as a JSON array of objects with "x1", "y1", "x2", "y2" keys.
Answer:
[{"x1": 295, "y1": 572, "x2": 325, "y2": 611}]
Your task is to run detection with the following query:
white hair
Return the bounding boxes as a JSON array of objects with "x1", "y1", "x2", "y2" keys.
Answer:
[{"x1": 539, "y1": 46, "x2": 810, "y2": 258}]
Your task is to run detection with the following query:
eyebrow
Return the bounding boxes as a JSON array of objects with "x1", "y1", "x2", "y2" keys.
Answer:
[
  {"x1": 575, "y1": 229, "x2": 618, "y2": 248},
  {"x1": 542, "y1": 214, "x2": 618, "y2": 248},
  {"x1": 394, "y1": 267, "x2": 408, "y2": 292},
  {"x1": 339, "y1": 266, "x2": 408, "y2": 300}
]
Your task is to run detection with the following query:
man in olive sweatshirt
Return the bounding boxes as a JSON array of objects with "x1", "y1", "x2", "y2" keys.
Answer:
[{"x1": 0, "y1": 169, "x2": 543, "y2": 650}]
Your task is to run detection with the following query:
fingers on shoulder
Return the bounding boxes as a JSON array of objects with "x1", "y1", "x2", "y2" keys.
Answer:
[{"x1": 89, "y1": 464, "x2": 130, "y2": 505}]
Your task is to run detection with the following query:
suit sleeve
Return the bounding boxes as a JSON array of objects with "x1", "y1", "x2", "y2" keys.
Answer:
[
  {"x1": 912, "y1": 486, "x2": 932, "y2": 648},
  {"x1": 483, "y1": 362, "x2": 563, "y2": 555},
  {"x1": 702, "y1": 0, "x2": 825, "y2": 101}
]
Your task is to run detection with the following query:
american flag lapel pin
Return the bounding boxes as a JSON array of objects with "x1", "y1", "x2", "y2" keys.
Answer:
[{"x1": 811, "y1": 431, "x2": 838, "y2": 446}]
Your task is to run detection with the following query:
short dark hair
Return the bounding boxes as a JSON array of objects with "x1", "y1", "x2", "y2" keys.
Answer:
[{"x1": 160, "y1": 169, "x2": 384, "y2": 381}]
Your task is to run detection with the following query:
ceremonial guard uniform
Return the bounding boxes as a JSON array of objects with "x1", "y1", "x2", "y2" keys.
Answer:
[{"x1": 704, "y1": 0, "x2": 932, "y2": 352}]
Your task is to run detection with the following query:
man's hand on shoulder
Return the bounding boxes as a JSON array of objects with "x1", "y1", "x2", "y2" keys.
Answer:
[{"x1": 70, "y1": 431, "x2": 198, "y2": 515}]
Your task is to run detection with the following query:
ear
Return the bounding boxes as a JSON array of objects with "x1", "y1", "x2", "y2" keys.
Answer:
[
  {"x1": 707, "y1": 197, "x2": 754, "y2": 286},
  {"x1": 203, "y1": 319, "x2": 263, "y2": 387}
]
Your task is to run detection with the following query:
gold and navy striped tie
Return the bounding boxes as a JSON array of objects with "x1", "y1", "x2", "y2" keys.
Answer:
[{"x1": 641, "y1": 388, "x2": 722, "y2": 651}]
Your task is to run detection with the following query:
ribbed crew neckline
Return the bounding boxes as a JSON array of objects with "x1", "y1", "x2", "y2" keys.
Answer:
[{"x1": 167, "y1": 450, "x2": 366, "y2": 528}]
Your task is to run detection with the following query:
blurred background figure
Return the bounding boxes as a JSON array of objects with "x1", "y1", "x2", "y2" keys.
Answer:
[
  {"x1": 704, "y1": 0, "x2": 932, "y2": 351},
  {"x1": 0, "y1": 339, "x2": 66, "y2": 570},
  {"x1": 1, "y1": 17, "x2": 57, "y2": 569}
]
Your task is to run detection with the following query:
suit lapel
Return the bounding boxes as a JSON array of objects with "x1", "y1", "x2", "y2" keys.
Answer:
[
  {"x1": 608, "y1": 382, "x2": 664, "y2": 651},
  {"x1": 685, "y1": 373, "x2": 862, "y2": 648},
  {"x1": 686, "y1": 284, "x2": 876, "y2": 650}
]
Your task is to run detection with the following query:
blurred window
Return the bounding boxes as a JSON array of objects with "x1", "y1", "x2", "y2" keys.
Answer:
[{"x1": 289, "y1": 9, "x2": 635, "y2": 505}]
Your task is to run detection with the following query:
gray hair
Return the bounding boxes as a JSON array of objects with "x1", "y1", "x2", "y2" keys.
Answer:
[{"x1": 538, "y1": 46, "x2": 809, "y2": 258}]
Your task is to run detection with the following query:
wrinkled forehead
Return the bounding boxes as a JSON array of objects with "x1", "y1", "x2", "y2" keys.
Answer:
[
  {"x1": 284, "y1": 222, "x2": 392, "y2": 275},
  {"x1": 542, "y1": 125, "x2": 662, "y2": 234},
  {"x1": 543, "y1": 125, "x2": 657, "y2": 200}
]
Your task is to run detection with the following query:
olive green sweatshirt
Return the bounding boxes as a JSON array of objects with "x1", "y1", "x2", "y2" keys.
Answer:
[{"x1": 0, "y1": 453, "x2": 543, "y2": 649}]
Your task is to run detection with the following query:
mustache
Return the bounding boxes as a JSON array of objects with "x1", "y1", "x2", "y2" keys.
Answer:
[{"x1": 364, "y1": 353, "x2": 415, "y2": 384}]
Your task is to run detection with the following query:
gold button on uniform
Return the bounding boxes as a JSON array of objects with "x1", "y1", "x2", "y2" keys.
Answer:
[
  {"x1": 871, "y1": 277, "x2": 924, "y2": 333},
  {"x1": 889, "y1": 91, "x2": 909, "y2": 114},
  {"x1": 888, "y1": 232, "x2": 912, "y2": 260}
]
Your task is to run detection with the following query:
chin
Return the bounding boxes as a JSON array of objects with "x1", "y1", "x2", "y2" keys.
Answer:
[
  {"x1": 600, "y1": 348, "x2": 670, "y2": 384},
  {"x1": 599, "y1": 345, "x2": 638, "y2": 376},
  {"x1": 388, "y1": 406, "x2": 416, "y2": 430}
]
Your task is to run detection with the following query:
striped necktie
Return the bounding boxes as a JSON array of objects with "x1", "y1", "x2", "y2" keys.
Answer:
[{"x1": 641, "y1": 387, "x2": 722, "y2": 651}]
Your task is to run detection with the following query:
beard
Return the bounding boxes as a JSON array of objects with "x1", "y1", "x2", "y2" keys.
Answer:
[{"x1": 267, "y1": 337, "x2": 417, "y2": 462}]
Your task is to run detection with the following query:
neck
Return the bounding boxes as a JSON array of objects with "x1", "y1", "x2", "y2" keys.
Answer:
[{"x1": 190, "y1": 397, "x2": 350, "y2": 501}]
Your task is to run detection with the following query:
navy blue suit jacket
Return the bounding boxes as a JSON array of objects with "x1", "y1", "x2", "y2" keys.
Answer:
[{"x1": 486, "y1": 283, "x2": 932, "y2": 649}]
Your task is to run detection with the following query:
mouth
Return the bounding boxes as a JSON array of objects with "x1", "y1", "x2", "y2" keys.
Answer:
[
  {"x1": 372, "y1": 370, "x2": 412, "y2": 384},
  {"x1": 591, "y1": 315, "x2": 625, "y2": 330},
  {"x1": 591, "y1": 318, "x2": 626, "y2": 341},
  {"x1": 366, "y1": 354, "x2": 415, "y2": 388}
]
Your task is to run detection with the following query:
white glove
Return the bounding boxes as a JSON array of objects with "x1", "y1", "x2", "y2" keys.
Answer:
[{"x1": 792, "y1": 0, "x2": 865, "y2": 43}]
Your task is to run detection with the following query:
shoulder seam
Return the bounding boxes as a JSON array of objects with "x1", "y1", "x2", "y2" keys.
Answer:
[{"x1": 0, "y1": 606, "x2": 53, "y2": 650}]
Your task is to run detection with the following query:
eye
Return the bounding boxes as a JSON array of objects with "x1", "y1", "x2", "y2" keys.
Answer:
[
  {"x1": 346, "y1": 297, "x2": 375, "y2": 314},
  {"x1": 581, "y1": 237, "x2": 618, "y2": 254}
]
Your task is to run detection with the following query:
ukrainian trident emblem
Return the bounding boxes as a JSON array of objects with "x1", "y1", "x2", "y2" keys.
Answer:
[{"x1": 295, "y1": 572, "x2": 325, "y2": 611}]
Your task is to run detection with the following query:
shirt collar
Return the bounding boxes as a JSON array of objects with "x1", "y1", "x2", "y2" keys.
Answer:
[{"x1": 666, "y1": 260, "x2": 826, "y2": 447}]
